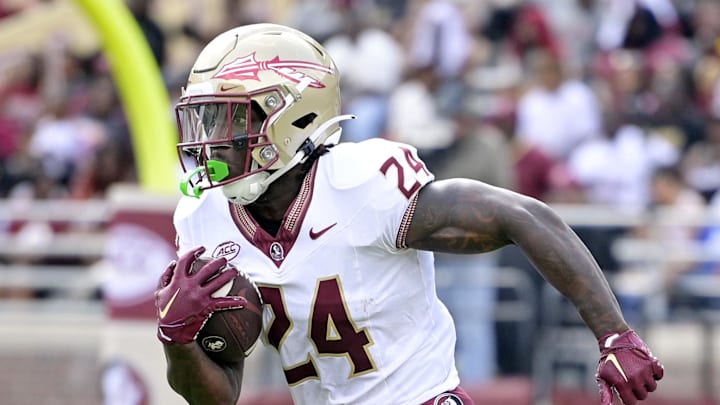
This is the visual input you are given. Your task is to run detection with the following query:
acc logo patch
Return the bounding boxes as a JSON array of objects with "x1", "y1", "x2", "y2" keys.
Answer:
[
  {"x1": 212, "y1": 241, "x2": 241, "y2": 261},
  {"x1": 433, "y1": 393, "x2": 464, "y2": 405},
  {"x1": 201, "y1": 336, "x2": 227, "y2": 352}
]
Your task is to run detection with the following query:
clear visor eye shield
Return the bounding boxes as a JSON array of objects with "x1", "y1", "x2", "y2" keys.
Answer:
[
  {"x1": 175, "y1": 96, "x2": 275, "y2": 198},
  {"x1": 175, "y1": 80, "x2": 355, "y2": 200}
]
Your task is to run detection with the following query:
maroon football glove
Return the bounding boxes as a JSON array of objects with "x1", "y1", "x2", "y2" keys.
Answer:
[
  {"x1": 154, "y1": 246, "x2": 247, "y2": 345},
  {"x1": 596, "y1": 329, "x2": 664, "y2": 405}
]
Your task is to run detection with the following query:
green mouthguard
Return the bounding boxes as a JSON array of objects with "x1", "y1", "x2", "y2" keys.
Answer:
[{"x1": 178, "y1": 160, "x2": 231, "y2": 198}]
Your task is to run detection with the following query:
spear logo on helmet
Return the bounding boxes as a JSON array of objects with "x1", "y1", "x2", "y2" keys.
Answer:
[{"x1": 213, "y1": 52, "x2": 333, "y2": 88}]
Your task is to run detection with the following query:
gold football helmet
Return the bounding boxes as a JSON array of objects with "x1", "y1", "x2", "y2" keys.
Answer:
[{"x1": 176, "y1": 23, "x2": 353, "y2": 204}]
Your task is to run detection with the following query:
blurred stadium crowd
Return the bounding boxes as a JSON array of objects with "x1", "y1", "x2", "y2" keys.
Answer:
[{"x1": 1, "y1": 0, "x2": 720, "y2": 403}]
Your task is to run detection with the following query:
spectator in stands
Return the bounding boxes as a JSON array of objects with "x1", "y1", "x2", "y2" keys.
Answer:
[
  {"x1": 592, "y1": 50, "x2": 659, "y2": 123},
  {"x1": 567, "y1": 111, "x2": 680, "y2": 210},
  {"x1": 25, "y1": 42, "x2": 114, "y2": 199},
  {"x1": 681, "y1": 115, "x2": 720, "y2": 201},
  {"x1": 481, "y1": 1, "x2": 561, "y2": 65},
  {"x1": 324, "y1": 9, "x2": 404, "y2": 142},
  {"x1": 69, "y1": 71, "x2": 135, "y2": 199},
  {"x1": 26, "y1": 94, "x2": 89, "y2": 197},
  {"x1": 503, "y1": 109, "x2": 581, "y2": 203},
  {"x1": 408, "y1": 0, "x2": 473, "y2": 81},
  {"x1": 689, "y1": 0, "x2": 720, "y2": 50},
  {"x1": 515, "y1": 48, "x2": 603, "y2": 161},
  {"x1": 407, "y1": 0, "x2": 474, "y2": 117},
  {"x1": 532, "y1": 0, "x2": 598, "y2": 76},
  {"x1": 595, "y1": 0, "x2": 677, "y2": 51},
  {"x1": 0, "y1": 53, "x2": 44, "y2": 196},
  {"x1": 506, "y1": 2, "x2": 562, "y2": 61},
  {"x1": 692, "y1": 40, "x2": 720, "y2": 118},
  {"x1": 595, "y1": 0, "x2": 692, "y2": 80},
  {"x1": 430, "y1": 110, "x2": 514, "y2": 191},
  {"x1": 385, "y1": 65, "x2": 457, "y2": 165}
]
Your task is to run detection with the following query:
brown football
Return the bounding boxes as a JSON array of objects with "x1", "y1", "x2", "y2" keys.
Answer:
[{"x1": 191, "y1": 257, "x2": 263, "y2": 363}]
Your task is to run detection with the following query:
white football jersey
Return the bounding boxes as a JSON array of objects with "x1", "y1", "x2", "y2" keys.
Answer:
[{"x1": 174, "y1": 138, "x2": 460, "y2": 404}]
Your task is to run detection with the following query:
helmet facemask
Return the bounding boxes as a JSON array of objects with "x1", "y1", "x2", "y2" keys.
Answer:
[{"x1": 176, "y1": 90, "x2": 279, "y2": 203}]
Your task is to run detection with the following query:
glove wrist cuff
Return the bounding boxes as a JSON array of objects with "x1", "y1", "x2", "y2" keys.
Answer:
[
  {"x1": 157, "y1": 322, "x2": 201, "y2": 345},
  {"x1": 598, "y1": 329, "x2": 635, "y2": 348}
]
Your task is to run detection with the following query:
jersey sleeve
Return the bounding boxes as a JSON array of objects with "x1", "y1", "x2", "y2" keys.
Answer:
[
  {"x1": 173, "y1": 196, "x2": 202, "y2": 255},
  {"x1": 367, "y1": 140, "x2": 434, "y2": 251}
]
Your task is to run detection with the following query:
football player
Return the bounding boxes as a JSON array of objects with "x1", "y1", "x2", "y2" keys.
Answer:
[{"x1": 155, "y1": 23, "x2": 664, "y2": 405}]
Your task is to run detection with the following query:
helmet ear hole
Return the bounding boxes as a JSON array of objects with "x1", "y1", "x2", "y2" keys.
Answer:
[{"x1": 292, "y1": 113, "x2": 318, "y2": 129}]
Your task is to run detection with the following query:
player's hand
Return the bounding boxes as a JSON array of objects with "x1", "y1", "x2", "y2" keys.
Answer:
[
  {"x1": 154, "y1": 246, "x2": 247, "y2": 344},
  {"x1": 596, "y1": 329, "x2": 664, "y2": 405}
]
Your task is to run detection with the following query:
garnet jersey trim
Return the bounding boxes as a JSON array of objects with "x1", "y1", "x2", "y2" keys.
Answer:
[
  {"x1": 396, "y1": 193, "x2": 420, "y2": 249},
  {"x1": 228, "y1": 162, "x2": 318, "y2": 266}
]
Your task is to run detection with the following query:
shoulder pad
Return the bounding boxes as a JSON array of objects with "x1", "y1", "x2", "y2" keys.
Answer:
[
  {"x1": 324, "y1": 139, "x2": 432, "y2": 190},
  {"x1": 173, "y1": 188, "x2": 223, "y2": 223}
]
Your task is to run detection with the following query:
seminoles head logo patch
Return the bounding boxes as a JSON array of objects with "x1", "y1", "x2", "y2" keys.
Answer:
[
  {"x1": 201, "y1": 336, "x2": 227, "y2": 352},
  {"x1": 433, "y1": 393, "x2": 464, "y2": 405},
  {"x1": 213, "y1": 53, "x2": 333, "y2": 88}
]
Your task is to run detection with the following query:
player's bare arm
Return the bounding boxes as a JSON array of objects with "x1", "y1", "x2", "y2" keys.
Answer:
[
  {"x1": 406, "y1": 178, "x2": 628, "y2": 338},
  {"x1": 164, "y1": 344, "x2": 244, "y2": 405}
]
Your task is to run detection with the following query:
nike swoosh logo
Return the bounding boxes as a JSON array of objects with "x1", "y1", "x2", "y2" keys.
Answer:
[
  {"x1": 606, "y1": 353, "x2": 628, "y2": 382},
  {"x1": 309, "y1": 223, "x2": 337, "y2": 240},
  {"x1": 219, "y1": 84, "x2": 239, "y2": 91},
  {"x1": 159, "y1": 288, "x2": 181, "y2": 319}
]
